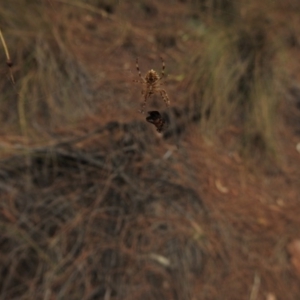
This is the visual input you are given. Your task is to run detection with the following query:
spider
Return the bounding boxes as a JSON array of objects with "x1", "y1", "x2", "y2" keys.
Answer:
[{"x1": 133, "y1": 57, "x2": 170, "y2": 114}]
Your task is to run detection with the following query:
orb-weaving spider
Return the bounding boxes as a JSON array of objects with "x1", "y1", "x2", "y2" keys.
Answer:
[{"x1": 133, "y1": 57, "x2": 170, "y2": 114}]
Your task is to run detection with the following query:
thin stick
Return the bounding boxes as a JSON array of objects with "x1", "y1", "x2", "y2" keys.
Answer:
[
  {"x1": 249, "y1": 272, "x2": 260, "y2": 300},
  {"x1": 0, "y1": 27, "x2": 15, "y2": 83},
  {"x1": 0, "y1": 28, "x2": 11, "y2": 63}
]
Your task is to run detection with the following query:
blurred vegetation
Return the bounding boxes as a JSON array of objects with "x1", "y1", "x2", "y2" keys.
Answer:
[
  {"x1": 186, "y1": 0, "x2": 298, "y2": 159},
  {"x1": 0, "y1": 0, "x2": 97, "y2": 137},
  {"x1": 1, "y1": 1, "x2": 300, "y2": 299},
  {"x1": 1, "y1": 0, "x2": 299, "y2": 158}
]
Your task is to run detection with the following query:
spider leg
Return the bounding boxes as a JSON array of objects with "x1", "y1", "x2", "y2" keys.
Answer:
[
  {"x1": 160, "y1": 56, "x2": 165, "y2": 79},
  {"x1": 139, "y1": 91, "x2": 150, "y2": 114},
  {"x1": 136, "y1": 57, "x2": 143, "y2": 79},
  {"x1": 132, "y1": 79, "x2": 145, "y2": 83},
  {"x1": 158, "y1": 89, "x2": 170, "y2": 107}
]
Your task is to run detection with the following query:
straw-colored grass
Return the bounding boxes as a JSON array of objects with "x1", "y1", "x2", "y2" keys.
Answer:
[
  {"x1": 0, "y1": 1, "x2": 96, "y2": 137},
  {"x1": 186, "y1": 0, "x2": 290, "y2": 160}
]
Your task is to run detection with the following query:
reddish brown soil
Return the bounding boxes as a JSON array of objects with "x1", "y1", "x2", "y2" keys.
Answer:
[{"x1": 66, "y1": 0, "x2": 300, "y2": 297}]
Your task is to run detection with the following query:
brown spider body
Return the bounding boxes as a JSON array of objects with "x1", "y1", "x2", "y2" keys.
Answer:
[
  {"x1": 145, "y1": 69, "x2": 159, "y2": 84},
  {"x1": 133, "y1": 57, "x2": 170, "y2": 114}
]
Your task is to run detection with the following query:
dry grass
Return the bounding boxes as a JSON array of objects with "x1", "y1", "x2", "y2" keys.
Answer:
[
  {"x1": 185, "y1": 0, "x2": 292, "y2": 160},
  {"x1": 0, "y1": 120, "x2": 206, "y2": 300},
  {"x1": 0, "y1": 1, "x2": 97, "y2": 136},
  {"x1": 1, "y1": 0, "x2": 300, "y2": 299}
]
